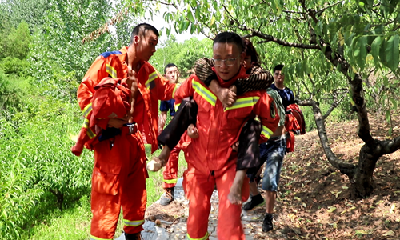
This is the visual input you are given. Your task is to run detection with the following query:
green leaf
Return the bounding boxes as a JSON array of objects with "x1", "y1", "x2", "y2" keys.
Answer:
[
  {"x1": 327, "y1": 206, "x2": 337, "y2": 213},
  {"x1": 385, "y1": 34, "x2": 399, "y2": 72},
  {"x1": 213, "y1": 1, "x2": 218, "y2": 9},
  {"x1": 358, "y1": 36, "x2": 367, "y2": 70},
  {"x1": 190, "y1": 23, "x2": 195, "y2": 34},
  {"x1": 210, "y1": 15, "x2": 216, "y2": 26},
  {"x1": 274, "y1": 0, "x2": 282, "y2": 15},
  {"x1": 379, "y1": 38, "x2": 387, "y2": 64},
  {"x1": 187, "y1": 10, "x2": 194, "y2": 22},
  {"x1": 390, "y1": 97, "x2": 398, "y2": 109},
  {"x1": 386, "y1": 110, "x2": 391, "y2": 124},
  {"x1": 371, "y1": 36, "x2": 383, "y2": 65},
  {"x1": 296, "y1": 62, "x2": 303, "y2": 77}
]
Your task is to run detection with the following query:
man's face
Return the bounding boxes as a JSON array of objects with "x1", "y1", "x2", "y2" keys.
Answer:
[
  {"x1": 274, "y1": 70, "x2": 284, "y2": 85},
  {"x1": 135, "y1": 30, "x2": 158, "y2": 61},
  {"x1": 213, "y1": 42, "x2": 243, "y2": 81},
  {"x1": 164, "y1": 66, "x2": 179, "y2": 83}
]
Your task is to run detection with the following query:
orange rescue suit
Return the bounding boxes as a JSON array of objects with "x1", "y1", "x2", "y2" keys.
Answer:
[
  {"x1": 77, "y1": 47, "x2": 175, "y2": 240},
  {"x1": 71, "y1": 77, "x2": 131, "y2": 156},
  {"x1": 162, "y1": 133, "x2": 191, "y2": 189},
  {"x1": 174, "y1": 69, "x2": 279, "y2": 240}
]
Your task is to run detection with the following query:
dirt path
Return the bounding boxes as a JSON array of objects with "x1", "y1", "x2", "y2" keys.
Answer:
[{"x1": 139, "y1": 116, "x2": 400, "y2": 239}]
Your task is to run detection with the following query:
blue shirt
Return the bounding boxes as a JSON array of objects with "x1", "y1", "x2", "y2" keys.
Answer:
[
  {"x1": 160, "y1": 99, "x2": 175, "y2": 116},
  {"x1": 270, "y1": 84, "x2": 295, "y2": 109}
]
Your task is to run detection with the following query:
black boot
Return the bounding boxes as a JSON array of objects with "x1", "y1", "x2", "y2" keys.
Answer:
[
  {"x1": 242, "y1": 194, "x2": 264, "y2": 210},
  {"x1": 125, "y1": 232, "x2": 142, "y2": 240},
  {"x1": 262, "y1": 213, "x2": 274, "y2": 232},
  {"x1": 160, "y1": 187, "x2": 174, "y2": 206}
]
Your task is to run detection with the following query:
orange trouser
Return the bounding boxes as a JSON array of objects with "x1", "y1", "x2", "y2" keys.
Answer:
[
  {"x1": 162, "y1": 145, "x2": 180, "y2": 189},
  {"x1": 90, "y1": 127, "x2": 147, "y2": 239},
  {"x1": 182, "y1": 161, "x2": 250, "y2": 240},
  {"x1": 162, "y1": 133, "x2": 191, "y2": 189}
]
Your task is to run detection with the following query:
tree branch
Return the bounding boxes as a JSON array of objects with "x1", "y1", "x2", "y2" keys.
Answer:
[
  {"x1": 316, "y1": 1, "x2": 342, "y2": 16},
  {"x1": 322, "y1": 90, "x2": 347, "y2": 120},
  {"x1": 242, "y1": 27, "x2": 321, "y2": 49},
  {"x1": 82, "y1": 2, "x2": 136, "y2": 44},
  {"x1": 381, "y1": 136, "x2": 400, "y2": 154},
  {"x1": 298, "y1": 99, "x2": 356, "y2": 177},
  {"x1": 153, "y1": 0, "x2": 178, "y2": 8},
  {"x1": 350, "y1": 74, "x2": 375, "y2": 147},
  {"x1": 283, "y1": 9, "x2": 305, "y2": 14}
]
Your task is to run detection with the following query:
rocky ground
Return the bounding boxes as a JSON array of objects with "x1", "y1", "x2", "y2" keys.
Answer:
[{"x1": 116, "y1": 116, "x2": 400, "y2": 239}]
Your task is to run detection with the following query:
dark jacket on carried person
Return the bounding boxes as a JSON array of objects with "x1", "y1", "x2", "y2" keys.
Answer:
[{"x1": 158, "y1": 58, "x2": 275, "y2": 172}]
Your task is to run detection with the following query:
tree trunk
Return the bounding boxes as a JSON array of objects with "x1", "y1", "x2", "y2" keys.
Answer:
[{"x1": 353, "y1": 144, "x2": 380, "y2": 197}]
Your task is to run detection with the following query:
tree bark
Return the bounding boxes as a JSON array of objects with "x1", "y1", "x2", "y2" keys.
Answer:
[{"x1": 298, "y1": 99, "x2": 356, "y2": 178}]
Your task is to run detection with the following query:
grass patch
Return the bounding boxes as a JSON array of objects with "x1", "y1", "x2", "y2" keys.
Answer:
[
  {"x1": 26, "y1": 146, "x2": 187, "y2": 240},
  {"x1": 26, "y1": 196, "x2": 92, "y2": 240}
]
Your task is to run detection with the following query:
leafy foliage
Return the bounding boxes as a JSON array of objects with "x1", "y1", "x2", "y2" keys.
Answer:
[
  {"x1": 27, "y1": 0, "x2": 138, "y2": 94},
  {"x1": 154, "y1": 0, "x2": 399, "y2": 111},
  {"x1": 150, "y1": 36, "x2": 213, "y2": 77},
  {"x1": 0, "y1": 21, "x2": 31, "y2": 60},
  {"x1": 0, "y1": 76, "x2": 94, "y2": 239},
  {"x1": 0, "y1": 0, "x2": 142, "y2": 238}
]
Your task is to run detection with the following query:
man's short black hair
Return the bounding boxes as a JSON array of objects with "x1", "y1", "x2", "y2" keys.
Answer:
[
  {"x1": 164, "y1": 63, "x2": 177, "y2": 74},
  {"x1": 273, "y1": 64, "x2": 284, "y2": 72},
  {"x1": 213, "y1": 32, "x2": 244, "y2": 53},
  {"x1": 130, "y1": 23, "x2": 159, "y2": 44}
]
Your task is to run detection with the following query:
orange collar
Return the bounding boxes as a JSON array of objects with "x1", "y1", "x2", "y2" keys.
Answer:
[{"x1": 212, "y1": 66, "x2": 248, "y2": 88}]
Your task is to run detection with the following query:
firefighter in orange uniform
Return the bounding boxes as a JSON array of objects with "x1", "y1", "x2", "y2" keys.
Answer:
[
  {"x1": 77, "y1": 23, "x2": 176, "y2": 240},
  {"x1": 173, "y1": 32, "x2": 279, "y2": 240}
]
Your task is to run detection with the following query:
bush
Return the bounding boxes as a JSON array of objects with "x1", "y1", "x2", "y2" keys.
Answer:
[
  {"x1": 0, "y1": 89, "x2": 93, "y2": 239},
  {"x1": 0, "y1": 57, "x2": 30, "y2": 76}
]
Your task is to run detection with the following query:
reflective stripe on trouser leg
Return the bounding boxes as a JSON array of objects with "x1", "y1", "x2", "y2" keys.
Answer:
[
  {"x1": 90, "y1": 131, "x2": 147, "y2": 238},
  {"x1": 90, "y1": 236, "x2": 112, "y2": 240},
  {"x1": 162, "y1": 145, "x2": 180, "y2": 189},
  {"x1": 123, "y1": 219, "x2": 144, "y2": 226},
  {"x1": 122, "y1": 131, "x2": 147, "y2": 234},
  {"x1": 215, "y1": 164, "x2": 248, "y2": 240},
  {"x1": 184, "y1": 166, "x2": 215, "y2": 239},
  {"x1": 90, "y1": 142, "x2": 123, "y2": 239},
  {"x1": 187, "y1": 232, "x2": 210, "y2": 240}
]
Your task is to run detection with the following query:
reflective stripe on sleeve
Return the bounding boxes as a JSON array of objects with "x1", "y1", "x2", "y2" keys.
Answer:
[
  {"x1": 82, "y1": 102, "x2": 92, "y2": 117},
  {"x1": 82, "y1": 119, "x2": 96, "y2": 139},
  {"x1": 192, "y1": 79, "x2": 216, "y2": 106},
  {"x1": 172, "y1": 83, "x2": 181, "y2": 98},
  {"x1": 106, "y1": 64, "x2": 117, "y2": 78},
  {"x1": 174, "y1": 103, "x2": 181, "y2": 112},
  {"x1": 146, "y1": 71, "x2": 158, "y2": 89},
  {"x1": 225, "y1": 96, "x2": 260, "y2": 111},
  {"x1": 262, "y1": 125, "x2": 274, "y2": 139},
  {"x1": 123, "y1": 219, "x2": 145, "y2": 227}
]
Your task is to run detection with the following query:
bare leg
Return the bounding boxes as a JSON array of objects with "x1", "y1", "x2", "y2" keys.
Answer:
[
  {"x1": 249, "y1": 181, "x2": 259, "y2": 197},
  {"x1": 265, "y1": 190, "x2": 276, "y2": 213},
  {"x1": 228, "y1": 170, "x2": 246, "y2": 205}
]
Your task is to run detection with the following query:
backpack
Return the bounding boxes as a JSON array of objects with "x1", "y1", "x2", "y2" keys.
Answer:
[
  {"x1": 286, "y1": 103, "x2": 306, "y2": 134},
  {"x1": 285, "y1": 103, "x2": 306, "y2": 153}
]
